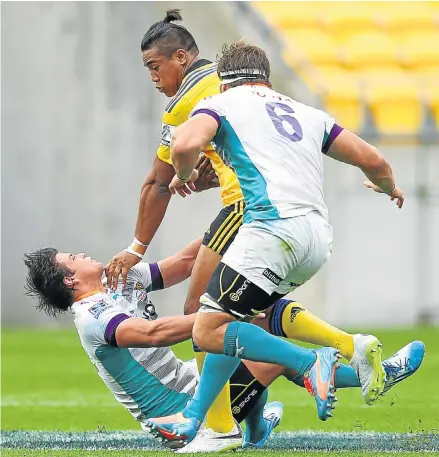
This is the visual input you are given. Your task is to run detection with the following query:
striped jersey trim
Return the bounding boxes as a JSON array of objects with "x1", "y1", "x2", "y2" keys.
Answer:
[{"x1": 165, "y1": 64, "x2": 218, "y2": 113}]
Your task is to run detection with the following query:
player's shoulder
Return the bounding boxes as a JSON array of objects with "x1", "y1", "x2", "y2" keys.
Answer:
[
  {"x1": 124, "y1": 263, "x2": 153, "y2": 291},
  {"x1": 165, "y1": 60, "x2": 219, "y2": 115},
  {"x1": 71, "y1": 293, "x2": 122, "y2": 340}
]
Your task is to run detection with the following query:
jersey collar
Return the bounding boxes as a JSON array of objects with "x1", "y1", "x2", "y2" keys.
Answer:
[
  {"x1": 74, "y1": 289, "x2": 104, "y2": 303},
  {"x1": 185, "y1": 58, "x2": 213, "y2": 77}
]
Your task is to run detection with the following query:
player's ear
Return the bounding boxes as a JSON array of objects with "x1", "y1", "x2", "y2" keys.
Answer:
[
  {"x1": 63, "y1": 276, "x2": 77, "y2": 288},
  {"x1": 174, "y1": 49, "x2": 187, "y2": 65}
]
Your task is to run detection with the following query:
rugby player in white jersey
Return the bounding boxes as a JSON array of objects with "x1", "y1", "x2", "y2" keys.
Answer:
[
  {"x1": 24, "y1": 239, "x2": 424, "y2": 451},
  {"x1": 144, "y1": 40, "x2": 408, "y2": 447}
]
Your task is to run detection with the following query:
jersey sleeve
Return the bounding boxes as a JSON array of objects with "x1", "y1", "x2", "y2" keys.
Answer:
[
  {"x1": 157, "y1": 98, "x2": 193, "y2": 164},
  {"x1": 190, "y1": 96, "x2": 225, "y2": 130},
  {"x1": 82, "y1": 299, "x2": 131, "y2": 348},
  {"x1": 157, "y1": 129, "x2": 174, "y2": 165},
  {"x1": 319, "y1": 110, "x2": 343, "y2": 154},
  {"x1": 128, "y1": 262, "x2": 164, "y2": 292}
]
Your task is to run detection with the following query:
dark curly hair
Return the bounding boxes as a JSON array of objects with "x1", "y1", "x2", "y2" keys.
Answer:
[
  {"x1": 24, "y1": 248, "x2": 75, "y2": 317},
  {"x1": 140, "y1": 9, "x2": 198, "y2": 57}
]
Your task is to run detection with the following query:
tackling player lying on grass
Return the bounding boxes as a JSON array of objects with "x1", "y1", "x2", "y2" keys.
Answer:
[
  {"x1": 105, "y1": 10, "x2": 401, "y2": 450},
  {"x1": 24, "y1": 241, "x2": 424, "y2": 451}
]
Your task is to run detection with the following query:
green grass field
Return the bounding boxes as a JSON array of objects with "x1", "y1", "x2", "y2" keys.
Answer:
[{"x1": 2, "y1": 326, "x2": 439, "y2": 456}]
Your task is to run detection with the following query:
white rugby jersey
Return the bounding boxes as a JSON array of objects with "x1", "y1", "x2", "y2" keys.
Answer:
[
  {"x1": 71, "y1": 262, "x2": 197, "y2": 423},
  {"x1": 191, "y1": 85, "x2": 343, "y2": 223}
]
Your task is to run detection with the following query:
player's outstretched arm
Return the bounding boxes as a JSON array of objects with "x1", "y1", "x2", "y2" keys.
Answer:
[
  {"x1": 106, "y1": 157, "x2": 175, "y2": 290},
  {"x1": 327, "y1": 129, "x2": 404, "y2": 208},
  {"x1": 115, "y1": 314, "x2": 196, "y2": 348},
  {"x1": 134, "y1": 157, "x2": 176, "y2": 245},
  {"x1": 157, "y1": 237, "x2": 202, "y2": 289}
]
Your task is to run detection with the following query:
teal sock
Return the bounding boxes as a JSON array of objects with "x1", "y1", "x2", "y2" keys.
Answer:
[
  {"x1": 291, "y1": 363, "x2": 361, "y2": 388},
  {"x1": 183, "y1": 353, "x2": 241, "y2": 422},
  {"x1": 183, "y1": 321, "x2": 317, "y2": 423},
  {"x1": 244, "y1": 389, "x2": 268, "y2": 444},
  {"x1": 223, "y1": 321, "x2": 316, "y2": 375}
]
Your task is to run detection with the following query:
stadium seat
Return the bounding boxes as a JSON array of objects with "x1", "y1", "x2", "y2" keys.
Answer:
[
  {"x1": 379, "y1": 4, "x2": 438, "y2": 31},
  {"x1": 411, "y1": 65, "x2": 439, "y2": 87},
  {"x1": 254, "y1": 2, "x2": 322, "y2": 29},
  {"x1": 340, "y1": 32, "x2": 397, "y2": 68},
  {"x1": 282, "y1": 29, "x2": 340, "y2": 66},
  {"x1": 321, "y1": 78, "x2": 364, "y2": 133},
  {"x1": 322, "y1": 6, "x2": 378, "y2": 38},
  {"x1": 399, "y1": 33, "x2": 439, "y2": 69},
  {"x1": 353, "y1": 66, "x2": 411, "y2": 88},
  {"x1": 366, "y1": 83, "x2": 423, "y2": 135}
]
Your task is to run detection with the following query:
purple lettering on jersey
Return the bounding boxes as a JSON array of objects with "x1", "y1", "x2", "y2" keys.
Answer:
[
  {"x1": 322, "y1": 124, "x2": 343, "y2": 154},
  {"x1": 149, "y1": 262, "x2": 164, "y2": 291},
  {"x1": 104, "y1": 313, "x2": 130, "y2": 347},
  {"x1": 191, "y1": 109, "x2": 222, "y2": 129}
]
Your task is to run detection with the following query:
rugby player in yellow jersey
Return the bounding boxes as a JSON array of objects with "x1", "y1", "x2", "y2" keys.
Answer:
[{"x1": 106, "y1": 9, "x2": 387, "y2": 452}]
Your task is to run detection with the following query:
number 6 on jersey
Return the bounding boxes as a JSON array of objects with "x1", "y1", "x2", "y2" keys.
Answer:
[{"x1": 266, "y1": 102, "x2": 303, "y2": 142}]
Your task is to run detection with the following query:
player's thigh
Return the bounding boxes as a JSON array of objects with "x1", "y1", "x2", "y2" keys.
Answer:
[
  {"x1": 185, "y1": 201, "x2": 244, "y2": 313},
  {"x1": 202, "y1": 223, "x2": 293, "y2": 318}
]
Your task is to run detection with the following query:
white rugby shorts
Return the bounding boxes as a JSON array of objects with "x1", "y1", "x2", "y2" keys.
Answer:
[{"x1": 221, "y1": 210, "x2": 333, "y2": 296}]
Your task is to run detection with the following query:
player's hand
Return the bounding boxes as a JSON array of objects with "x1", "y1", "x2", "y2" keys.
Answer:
[
  {"x1": 193, "y1": 154, "x2": 219, "y2": 193},
  {"x1": 169, "y1": 169, "x2": 199, "y2": 198},
  {"x1": 105, "y1": 251, "x2": 140, "y2": 290},
  {"x1": 364, "y1": 181, "x2": 405, "y2": 209}
]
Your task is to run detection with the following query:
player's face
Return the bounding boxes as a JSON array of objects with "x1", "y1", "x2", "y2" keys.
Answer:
[
  {"x1": 142, "y1": 47, "x2": 186, "y2": 97},
  {"x1": 56, "y1": 253, "x2": 103, "y2": 281}
]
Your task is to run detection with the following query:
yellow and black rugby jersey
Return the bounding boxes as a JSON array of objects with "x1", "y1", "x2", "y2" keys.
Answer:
[{"x1": 157, "y1": 59, "x2": 243, "y2": 207}]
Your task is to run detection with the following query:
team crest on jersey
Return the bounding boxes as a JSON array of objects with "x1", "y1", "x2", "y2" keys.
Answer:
[{"x1": 88, "y1": 300, "x2": 111, "y2": 319}]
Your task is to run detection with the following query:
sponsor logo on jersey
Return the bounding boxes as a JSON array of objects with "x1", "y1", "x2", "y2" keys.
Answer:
[
  {"x1": 141, "y1": 301, "x2": 158, "y2": 321},
  {"x1": 88, "y1": 300, "x2": 110, "y2": 319},
  {"x1": 229, "y1": 279, "x2": 250, "y2": 302},
  {"x1": 262, "y1": 268, "x2": 282, "y2": 286},
  {"x1": 160, "y1": 123, "x2": 174, "y2": 147}
]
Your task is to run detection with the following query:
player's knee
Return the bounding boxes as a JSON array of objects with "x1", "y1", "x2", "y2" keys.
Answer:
[{"x1": 193, "y1": 316, "x2": 224, "y2": 353}]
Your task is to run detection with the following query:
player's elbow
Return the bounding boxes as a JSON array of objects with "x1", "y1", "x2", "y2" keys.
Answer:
[
  {"x1": 171, "y1": 128, "x2": 203, "y2": 160},
  {"x1": 171, "y1": 137, "x2": 190, "y2": 162},
  {"x1": 141, "y1": 170, "x2": 170, "y2": 197}
]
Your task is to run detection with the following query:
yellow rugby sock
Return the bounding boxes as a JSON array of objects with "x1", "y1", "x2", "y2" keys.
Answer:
[
  {"x1": 271, "y1": 300, "x2": 354, "y2": 361},
  {"x1": 195, "y1": 351, "x2": 236, "y2": 433}
]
